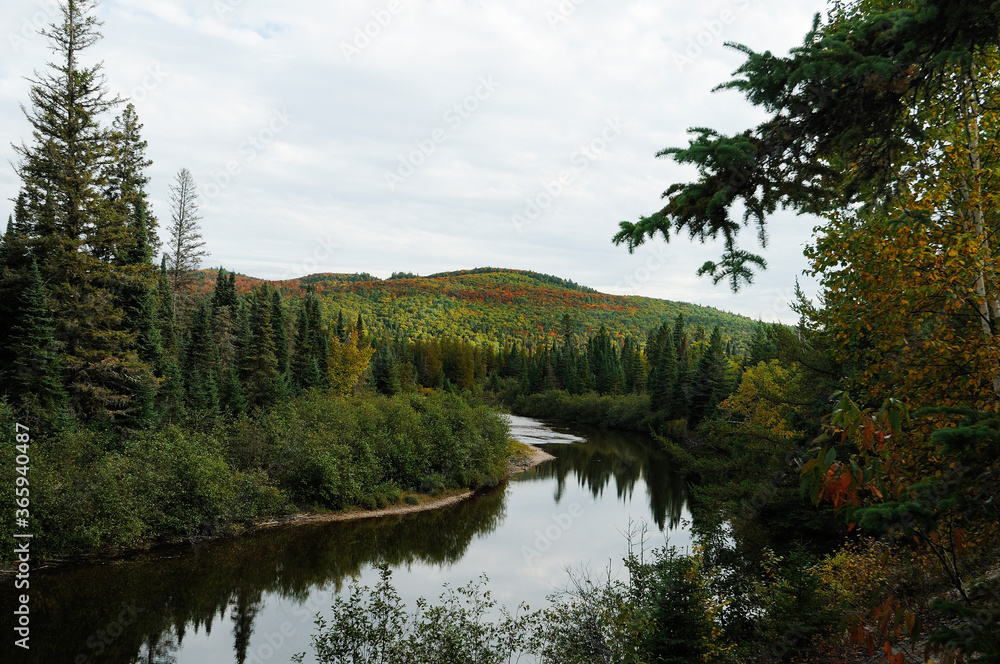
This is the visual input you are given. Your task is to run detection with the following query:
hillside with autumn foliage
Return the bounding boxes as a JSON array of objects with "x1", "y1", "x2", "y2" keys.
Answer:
[{"x1": 190, "y1": 267, "x2": 758, "y2": 347}]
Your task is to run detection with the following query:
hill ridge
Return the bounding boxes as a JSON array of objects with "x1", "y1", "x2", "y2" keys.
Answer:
[{"x1": 194, "y1": 267, "x2": 758, "y2": 346}]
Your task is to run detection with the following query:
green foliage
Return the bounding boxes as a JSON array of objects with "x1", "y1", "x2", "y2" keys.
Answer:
[
  {"x1": 241, "y1": 284, "x2": 283, "y2": 410},
  {"x1": 295, "y1": 544, "x2": 741, "y2": 664},
  {"x1": 10, "y1": 0, "x2": 156, "y2": 425},
  {"x1": 13, "y1": 389, "x2": 508, "y2": 559},
  {"x1": 5, "y1": 258, "x2": 66, "y2": 415},
  {"x1": 292, "y1": 566, "x2": 533, "y2": 664},
  {"x1": 292, "y1": 288, "x2": 330, "y2": 392},
  {"x1": 182, "y1": 301, "x2": 219, "y2": 420},
  {"x1": 614, "y1": 0, "x2": 1000, "y2": 287},
  {"x1": 256, "y1": 268, "x2": 757, "y2": 349},
  {"x1": 265, "y1": 392, "x2": 509, "y2": 509}
]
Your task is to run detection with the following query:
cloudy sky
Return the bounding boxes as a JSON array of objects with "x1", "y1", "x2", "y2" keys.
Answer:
[{"x1": 0, "y1": 0, "x2": 829, "y2": 323}]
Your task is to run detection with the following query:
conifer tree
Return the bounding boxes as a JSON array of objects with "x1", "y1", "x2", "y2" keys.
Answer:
[
  {"x1": 0, "y1": 216, "x2": 29, "y2": 377},
  {"x1": 6, "y1": 258, "x2": 66, "y2": 413},
  {"x1": 210, "y1": 272, "x2": 243, "y2": 417},
  {"x1": 621, "y1": 336, "x2": 644, "y2": 394},
  {"x1": 355, "y1": 313, "x2": 367, "y2": 347},
  {"x1": 291, "y1": 289, "x2": 329, "y2": 392},
  {"x1": 372, "y1": 339, "x2": 402, "y2": 396},
  {"x1": 670, "y1": 316, "x2": 690, "y2": 420},
  {"x1": 649, "y1": 324, "x2": 677, "y2": 413},
  {"x1": 212, "y1": 267, "x2": 239, "y2": 311},
  {"x1": 690, "y1": 326, "x2": 727, "y2": 424},
  {"x1": 241, "y1": 285, "x2": 281, "y2": 410},
  {"x1": 182, "y1": 300, "x2": 219, "y2": 420},
  {"x1": 164, "y1": 167, "x2": 208, "y2": 315},
  {"x1": 335, "y1": 309, "x2": 347, "y2": 343},
  {"x1": 12, "y1": 0, "x2": 156, "y2": 424},
  {"x1": 117, "y1": 199, "x2": 161, "y2": 428},
  {"x1": 271, "y1": 289, "x2": 290, "y2": 380},
  {"x1": 105, "y1": 103, "x2": 158, "y2": 257},
  {"x1": 156, "y1": 256, "x2": 184, "y2": 424}
]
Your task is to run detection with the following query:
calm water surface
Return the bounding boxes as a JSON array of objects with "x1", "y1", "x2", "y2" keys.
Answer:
[{"x1": 5, "y1": 415, "x2": 689, "y2": 664}]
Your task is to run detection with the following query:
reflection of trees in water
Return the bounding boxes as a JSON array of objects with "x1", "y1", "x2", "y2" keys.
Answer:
[
  {"x1": 137, "y1": 631, "x2": 179, "y2": 664},
  {"x1": 519, "y1": 426, "x2": 687, "y2": 531},
  {"x1": 231, "y1": 587, "x2": 264, "y2": 664},
  {"x1": 6, "y1": 486, "x2": 506, "y2": 664}
]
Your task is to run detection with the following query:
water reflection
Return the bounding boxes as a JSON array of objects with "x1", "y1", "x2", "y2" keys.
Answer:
[
  {"x1": 514, "y1": 418, "x2": 687, "y2": 531},
  {"x1": 5, "y1": 417, "x2": 688, "y2": 664},
  {"x1": 2, "y1": 486, "x2": 506, "y2": 664}
]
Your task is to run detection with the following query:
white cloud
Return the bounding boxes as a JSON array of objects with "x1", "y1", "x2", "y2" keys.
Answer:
[{"x1": 0, "y1": 0, "x2": 829, "y2": 323}]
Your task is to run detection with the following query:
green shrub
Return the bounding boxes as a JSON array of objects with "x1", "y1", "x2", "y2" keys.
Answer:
[{"x1": 16, "y1": 390, "x2": 512, "y2": 559}]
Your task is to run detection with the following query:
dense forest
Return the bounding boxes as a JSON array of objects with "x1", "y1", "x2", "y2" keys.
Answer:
[
  {"x1": 188, "y1": 266, "x2": 759, "y2": 348},
  {"x1": 3, "y1": 1, "x2": 1000, "y2": 664},
  {"x1": 298, "y1": 1, "x2": 1000, "y2": 663},
  {"x1": 0, "y1": 1, "x2": 516, "y2": 558},
  {"x1": 0, "y1": 0, "x2": 757, "y2": 561}
]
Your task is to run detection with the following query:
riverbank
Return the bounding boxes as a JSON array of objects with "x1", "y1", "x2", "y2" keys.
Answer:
[
  {"x1": 4, "y1": 440, "x2": 555, "y2": 572},
  {"x1": 242, "y1": 440, "x2": 555, "y2": 533}
]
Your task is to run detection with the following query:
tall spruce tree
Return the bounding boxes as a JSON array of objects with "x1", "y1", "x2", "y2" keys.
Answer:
[
  {"x1": 291, "y1": 288, "x2": 329, "y2": 392},
  {"x1": 210, "y1": 271, "x2": 244, "y2": 417},
  {"x1": 241, "y1": 285, "x2": 281, "y2": 410},
  {"x1": 156, "y1": 256, "x2": 184, "y2": 424},
  {"x1": 0, "y1": 216, "x2": 30, "y2": 379},
  {"x1": 13, "y1": 0, "x2": 158, "y2": 424},
  {"x1": 689, "y1": 326, "x2": 727, "y2": 424},
  {"x1": 649, "y1": 324, "x2": 677, "y2": 413},
  {"x1": 7, "y1": 258, "x2": 66, "y2": 413},
  {"x1": 669, "y1": 315, "x2": 690, "y2": 420},
  {"x1": 182, "y1": 300, "x2": 219, "y2": 420},
  {"x1": 117, "y1": 199, "x2": 161, "y2": 428},
  {"x1": 105, "y1": 105, "x2": 161, "y2": 429},
  {"x1": 355, "y1": 313, "x2": 367, "y2": 348},
  {"x1": 271, "y1": 289, "x2": 290, "y2": 381},
  {"x1": 621, "y1": 336, "x2": 644, "y2": 394}
]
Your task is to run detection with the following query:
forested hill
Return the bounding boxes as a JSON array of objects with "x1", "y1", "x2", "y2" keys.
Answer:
[{"x1": 194, "y1": 267, "x2": 758, "y2": 346}]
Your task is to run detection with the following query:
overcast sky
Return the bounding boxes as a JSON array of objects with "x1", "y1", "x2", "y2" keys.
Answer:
[{"x1": 1, "y1": 0, "x2": 830, "y2": 323}]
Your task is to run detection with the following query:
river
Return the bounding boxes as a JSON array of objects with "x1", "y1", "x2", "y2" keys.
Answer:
[{"x1": 4, "y1": 415, "x2": 690, "y2": 664}]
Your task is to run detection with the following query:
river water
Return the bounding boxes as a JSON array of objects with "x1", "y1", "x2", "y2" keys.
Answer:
[{"x1": 6, "y1": 415, "x2": 689, "y2": 664}]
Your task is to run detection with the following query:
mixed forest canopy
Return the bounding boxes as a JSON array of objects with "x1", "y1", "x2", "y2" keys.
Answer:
[
  {"x1": 0, "y1": 0, "x2": 761, "y2": 569},
  {"x1": 2, "y1": 1, "x2": 1000, "y2": 663},
  {"x1": 194, "y1": 267, "x2": 759, "y2": 350}
]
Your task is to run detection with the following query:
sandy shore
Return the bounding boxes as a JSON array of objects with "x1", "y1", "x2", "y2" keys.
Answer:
[{"x1": 247, "y1": 441, "x2": 556, "y2": 532}]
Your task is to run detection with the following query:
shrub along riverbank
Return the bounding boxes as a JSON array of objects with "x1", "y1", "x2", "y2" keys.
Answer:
[{"x1": 0, "y1": 391, "x2": 510, "y2": 560}]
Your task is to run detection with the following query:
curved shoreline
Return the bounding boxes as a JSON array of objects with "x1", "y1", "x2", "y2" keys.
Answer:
[
  {"x1": 4, "y1": 442, "x2": 556, "y2": 571},
  {"x1": 248, "y1": 441, "x2": 556, "y2": 531}
]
